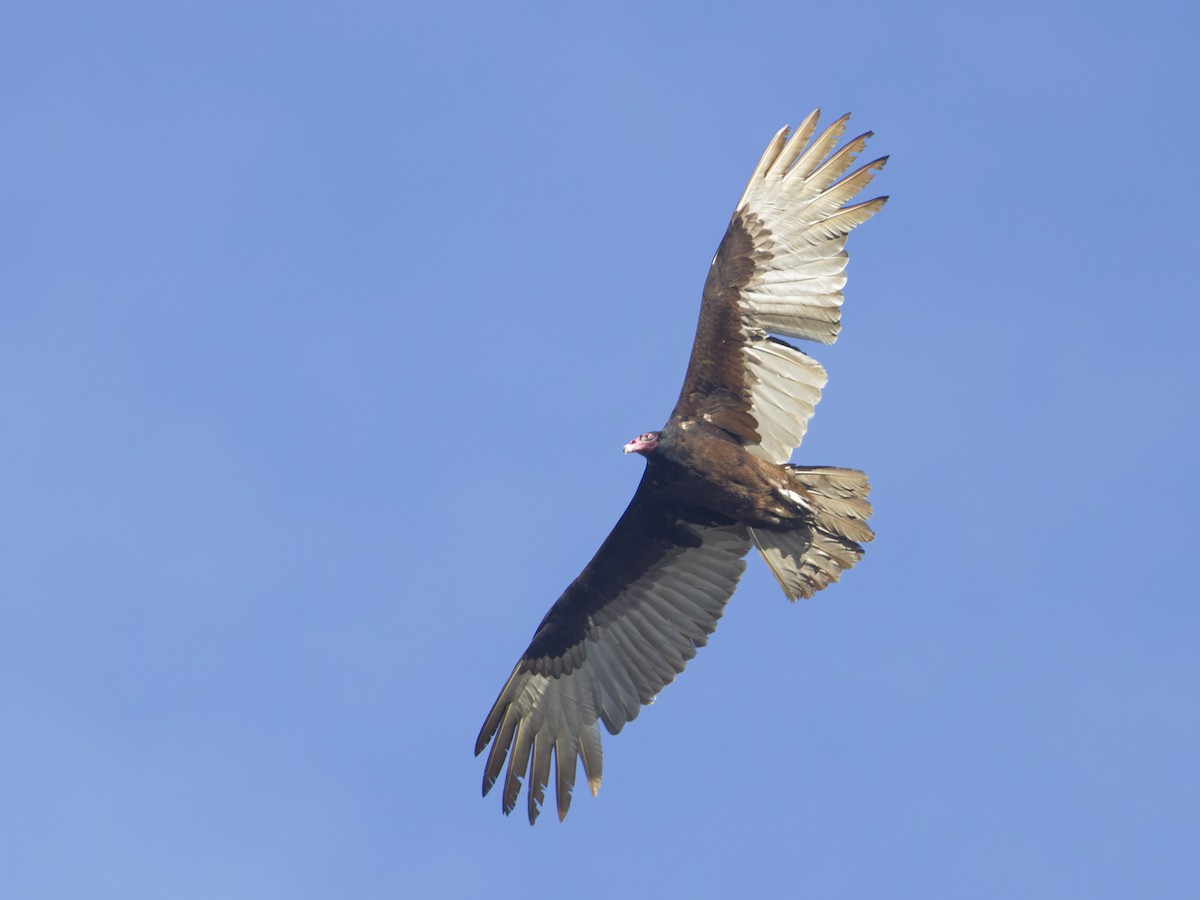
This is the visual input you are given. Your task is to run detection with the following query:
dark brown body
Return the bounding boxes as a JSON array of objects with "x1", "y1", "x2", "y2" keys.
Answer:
[{"x1": 646, "y1": 421, "x2": 809, "y2": 528}]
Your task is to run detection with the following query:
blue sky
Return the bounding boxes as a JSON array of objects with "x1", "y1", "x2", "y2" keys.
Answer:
[{"x1": 4, "y1": 1, "x2": 1198, "y2": 897}]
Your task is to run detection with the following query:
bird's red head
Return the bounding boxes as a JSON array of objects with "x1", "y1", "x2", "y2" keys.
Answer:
[{"x1": 623, "y1": 431, "x2": 660, "y2": 455}]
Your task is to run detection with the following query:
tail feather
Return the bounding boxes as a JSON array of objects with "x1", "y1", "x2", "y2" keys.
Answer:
[
  {"x1": 751, "y1": 466, "x2": 873, "y2": 601},
  {"x1": 788, "y1": 466, "x2": 873, "y2": 543}
]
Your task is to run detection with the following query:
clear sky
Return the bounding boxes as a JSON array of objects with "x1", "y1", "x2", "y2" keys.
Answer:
[{"x1": 4, "y1": 1, "x2": 1198, "y2": 897}]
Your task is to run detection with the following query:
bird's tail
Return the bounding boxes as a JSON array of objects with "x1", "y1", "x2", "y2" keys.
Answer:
[{"x1": 749, "y1": 466, "x2": 873, "y2": 601}]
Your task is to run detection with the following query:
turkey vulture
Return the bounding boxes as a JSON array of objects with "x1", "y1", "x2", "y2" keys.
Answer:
[{"x1": 477, "y1": 111, "x2": 886, "y2": 823}]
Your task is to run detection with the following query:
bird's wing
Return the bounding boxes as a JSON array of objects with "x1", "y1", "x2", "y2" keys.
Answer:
[
  {"x1": 475, "y1": 476, "x2": 751, "y2": 823},
  {"x1": 670, "y1": 111, "x2": 887, "y2": 464}
]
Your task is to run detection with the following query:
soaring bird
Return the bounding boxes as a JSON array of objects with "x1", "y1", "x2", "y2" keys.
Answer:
[{"x1": 476, "y1": 111, "x2": 886, "y2": 823}]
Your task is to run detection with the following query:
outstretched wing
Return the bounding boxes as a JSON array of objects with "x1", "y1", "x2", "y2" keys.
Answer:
[
  {"x1": 475, "y1": 476, "x2": 751, "y2": 823},
  {"x1": 670, "y1": 111, "x2": 888, "y2": 463}
]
